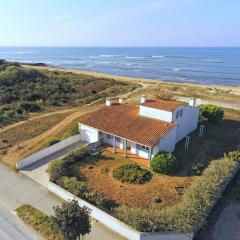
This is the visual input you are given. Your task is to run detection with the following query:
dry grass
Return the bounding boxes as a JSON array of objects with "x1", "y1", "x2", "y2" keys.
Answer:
[
  {"x1": 16, "y1": 204, "x2": 63, "y2": 240},
  {"x1": 71, "y1": 150, "x2": 194, "y2": 210},
  {"x1": 175, "y1": 108, "x2": 240, "y2": 176},
  {"x1": 0, "y1": 104, "x2": 103, "y2": 168}
]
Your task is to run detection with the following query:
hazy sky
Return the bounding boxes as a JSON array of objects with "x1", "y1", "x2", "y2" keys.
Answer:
[{"x1": 0, "y1": 0, "x2": 240, "y2": 47}]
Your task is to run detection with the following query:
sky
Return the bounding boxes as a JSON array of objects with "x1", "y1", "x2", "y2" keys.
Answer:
[{"x1": 0, "y1": 0, "x2": 240, "y2": 47}]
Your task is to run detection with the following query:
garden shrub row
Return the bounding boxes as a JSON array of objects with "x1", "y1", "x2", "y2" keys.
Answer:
[
  {"x1": 113, "y1": 164, "x2": 152, "y2": 184},
  {"x1": 58, "y1": 176, "x2": 116, "y2": 210},
  {"x1": 115, "y1": 151, "x2": 240, "y2": 233},
  {"x1": 47, "y1": 146, "x2": 116, "y2": 210},
  {"x1": 200, "y1": 104, "x2": 224, "y2": 123},
  {"x1": 47, "y1": 145, "x2": 88, "y2": 182}
]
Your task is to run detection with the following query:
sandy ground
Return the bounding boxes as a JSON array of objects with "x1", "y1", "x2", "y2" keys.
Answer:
[{"x1": 22, "y1": 64, "x2": 240, "y2": 93}]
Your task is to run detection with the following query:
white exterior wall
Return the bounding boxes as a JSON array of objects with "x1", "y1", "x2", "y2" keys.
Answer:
[
  {"x1": 172, "y1": 106, "x2": 199, "y2": 142},
  {"x1": 79, "y1": 124, "x2": 99, "y2": 143},
  {"x1": 159, "y1": 126, "x2": 177, "y2": 152},
  {"x1": 139, "y1": 105, "x2": 173, "y2": 122}
]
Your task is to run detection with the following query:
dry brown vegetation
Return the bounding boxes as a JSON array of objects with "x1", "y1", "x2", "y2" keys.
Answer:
[{"x1": 71, "y1": 150, "x2": 194, "y2": 210}]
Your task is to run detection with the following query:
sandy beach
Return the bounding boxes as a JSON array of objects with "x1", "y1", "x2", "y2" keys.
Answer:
[{"x1": 21, "y1": 64, "x2": 240, "y2": 94}]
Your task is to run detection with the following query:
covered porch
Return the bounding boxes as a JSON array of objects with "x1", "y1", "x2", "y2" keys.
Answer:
[{"x1": 98, "y1": 131, "x2": 153, "y2": 166}]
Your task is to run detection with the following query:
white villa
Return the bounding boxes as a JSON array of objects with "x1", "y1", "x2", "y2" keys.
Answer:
[{"x1": 78, "y1": 96, "x2": 199, "y2": 163}]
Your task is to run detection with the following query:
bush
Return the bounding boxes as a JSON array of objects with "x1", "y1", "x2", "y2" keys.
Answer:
[
  {"x1": 19, "y1": 102, "x2": 41, "y2": 112},
  {"x1": 47, "y1": 138, "x2": 61, "y2": 147},
  {"x1": 58, "y1": 176, "x2": 117, "y2": 210},
  {"x1": 150, "y1": 152, "x2": 177, "y2": 174},
  {"x1": 115, "y1": 151, "x2": 240, "y2": 233},
  {"x1": 47, "y1": 145, "x2": 88, "y2": 182},
  {"x1": 200, "y1": 104, "x2": 224, "y2": 122},
  {"x1": 113, "y1": 164, "x2": 151, "y2": 184},
  {"x1": 61, "y1": 122, "x2": 79, "y2": 139},
  {"x1": 16, "y1": 204, "x2": 63, "y2": 240}
]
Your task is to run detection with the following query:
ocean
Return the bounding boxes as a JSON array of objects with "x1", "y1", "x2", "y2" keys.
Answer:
[{"x1": 0, "y1": 47, "x2": 240, "y2": 86}]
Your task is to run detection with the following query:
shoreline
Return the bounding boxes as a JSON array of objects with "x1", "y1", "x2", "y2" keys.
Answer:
[{"x1": 21, "y1": 64, "x2": 240, "y2": 92}]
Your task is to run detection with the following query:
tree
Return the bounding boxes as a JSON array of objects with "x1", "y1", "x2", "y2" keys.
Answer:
[
  {"x1": 200, "y1": 104, "x2": 224, "y2": 123},
  {"x1": 52, "y1": 200, "x2": 91, "y2": 240}
]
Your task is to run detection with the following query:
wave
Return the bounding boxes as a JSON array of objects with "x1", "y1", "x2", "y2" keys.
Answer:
[
  {"x1": 152, "y1": 55, "x2": 164, "y2": 58},
  {"x1": 125, "y1": 56, "x2": 145, "y2": 59},
  {"x1": 173, "y1": 68, "x2": 180, "y2": 71},
  {"x1": 99, "y1": 55, "x2": 121, "y2": 58},
  {"x1": 16, "y1": 50, "x2": 32, "y2": 55}
]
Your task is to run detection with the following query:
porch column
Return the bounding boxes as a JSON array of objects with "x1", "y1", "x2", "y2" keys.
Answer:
[
  {"x1": 113, "y1": 135, "x2": 116, "y2": 154},
  {"x1": 124, "y1": 139, "x2": 127, "y2": 158},
  {"x1": 148, "y1": 148, "x2": 152, "y2": 163}
]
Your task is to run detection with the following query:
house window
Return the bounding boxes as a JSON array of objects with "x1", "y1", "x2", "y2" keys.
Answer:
[
  {"x1": 141, "y1": 145, "x2": 149, "y2": 151},
  {"x1": 116, "y1": 137, "x2": 121, "y2": 142},
  {"x1": 176, "y1": 109, "x2": 183, "y2": 119},
  {"x1": 107, "y1": 134, "x2": 113, "y2": 139}
]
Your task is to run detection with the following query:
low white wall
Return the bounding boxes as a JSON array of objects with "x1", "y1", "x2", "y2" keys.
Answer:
[
  {"x1": 48, "y1": 182, "x2": 192, "y2": 240},
  {"x1": 16, "y1": 135, "x2": 82, "y2": 170},
  {"x1": 48, "y1": 182, "x2": 141, "y2": 240}
]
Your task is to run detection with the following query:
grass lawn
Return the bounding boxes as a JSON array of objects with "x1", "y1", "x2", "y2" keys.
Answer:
[
  {"x1": 16, "y1": 204, "x2": 63, "y2": 240},
  {"x1": 70, "y1": 150, "x2": 194, "y2": 210}
]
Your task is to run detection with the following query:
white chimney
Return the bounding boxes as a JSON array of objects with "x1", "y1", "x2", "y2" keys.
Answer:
[
  {"x1": 119, "y1": 98, "x2": 123, "y2": 104},
  {"x1": 106, "y1": 99, "x2": 112, "y2": 106},
  {"x1": 189, "y1": 98, "x2": 196, "y2": 107},
  {"x1": 140, "y1": 95, "x2": 147, "y2": 104}
]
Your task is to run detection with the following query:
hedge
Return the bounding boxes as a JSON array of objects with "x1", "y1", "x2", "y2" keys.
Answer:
[
  {"x1": 57, "y1": 176, "x2": 117, "y2": 210},
  {"x1": 113, "y1": 164, "x2": 152, "y2": 184},
  {"x1": 115, "y1": 151, "x2": 240, "y2": 233},
  {"x1": 47, "y1": 145, "x2": 88, "y2": 182}
]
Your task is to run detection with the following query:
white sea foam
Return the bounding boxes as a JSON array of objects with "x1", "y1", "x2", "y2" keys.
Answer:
[
  {"x1": 125, "y1": 56, "x2": 145, "y2": 59},
  {"x1": 152, "y1": 55, "x2": 164, "y2": 58},
  {"x1": 173, "y1": 68, "x2": 180, "y2": 71},
  {"x1": 16, "y1": 50, "x2": 32, "y2": 55}
]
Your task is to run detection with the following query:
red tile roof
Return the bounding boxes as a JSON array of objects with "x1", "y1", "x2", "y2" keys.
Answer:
[
  {"x1": 142, "y1": 99, "x2": 184, "y2": 111},
  {"x1": 79, "y1": 103, "x2": 175, "y2": 147}
]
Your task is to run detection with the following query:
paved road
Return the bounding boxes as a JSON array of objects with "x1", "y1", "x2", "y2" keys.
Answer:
[
  {"x1": 0, "y1": 203, "x2": 38, "y2": 240},
  {"x1": 0, "y1": 163, "x2": 125, "y2": 240}
]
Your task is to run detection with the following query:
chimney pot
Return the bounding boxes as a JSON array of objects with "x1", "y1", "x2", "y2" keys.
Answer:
[
  {"x1": 106, "y1": 99, "x2": 112, "y2": 106},
  {"x1": 141, "y1": 95, "x2": 147, "y2": 104},
  {"x1": 189, "y1": 98, "x2": 196, "y2": 107}
]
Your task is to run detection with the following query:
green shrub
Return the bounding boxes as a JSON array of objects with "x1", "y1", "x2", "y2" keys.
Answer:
[
  {"x1": 192, "y1": 162, "x2": 206, "y2": 176},
  {"x1": 61, "y1": 122, "x2": 79, "y2": 139},
  {"x1": 16, "y1": 204, "x2": 63, "y2": 240},
  {"x1": 200, "y1": 104, "x2": 224, "y2": 122},
  {"x1": 58, "y1": 176, "x2": 117, "y2": 210},
  {"x1": 150, "y1": 152, "x2": 177, "y2": 174},
  {"x1": 47, "y1": 145, "x2": 88, "y2": 182},
  {"x1": 19, "y1": 102, "x2": 41, "y2": 112},
  {"x1": 115, "y1": 151, "x2": 240, "y2": 233},
  {"x1": 47, "y1": 138, "x2": 61, "y2": 147},
  {"x1": 113, "y1": 164, "x2": 151, "y2": 184}
]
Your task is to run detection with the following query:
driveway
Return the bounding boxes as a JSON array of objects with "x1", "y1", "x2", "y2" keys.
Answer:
[
  {"x1": 0, "y1": 161, "x2": 126, "y2": 240},
  {"x1": 20, "y1": 140, "x2": 85, "y2": 187}
]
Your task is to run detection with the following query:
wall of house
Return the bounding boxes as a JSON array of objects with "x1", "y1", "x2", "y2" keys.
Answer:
[
  {"x1": 131, "y1": 143, "x2": 149, "y2": 159},
  {"x1": 157, "y1": 126, "x2": 177, "y2": 153},
  {"x1": 79, "y1": 124, "x2": 99, "y2": 143},
  {"x1": 139, "y1": 105, "x2": 173, "y2": 122},
  {"x1": 172, "y1": 106, "x2": 199, "y2": 142}
]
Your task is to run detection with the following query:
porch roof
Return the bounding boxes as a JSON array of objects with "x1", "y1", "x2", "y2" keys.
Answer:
[{"x1": 79, "y1": 103, "x2": 176, "y2": 147}]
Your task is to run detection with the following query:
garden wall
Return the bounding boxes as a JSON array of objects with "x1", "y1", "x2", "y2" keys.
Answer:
[
  {"x1": 16, "y1": 135, "x2": 82, "y2": 170},
  {"x1": 48, "y1": 182, "x2": 192, "y2": 240}
]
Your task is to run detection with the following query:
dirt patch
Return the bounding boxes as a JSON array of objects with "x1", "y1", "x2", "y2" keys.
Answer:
[{"x1": 72, "y1": 151, "x2": 194, "y2": 210}]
